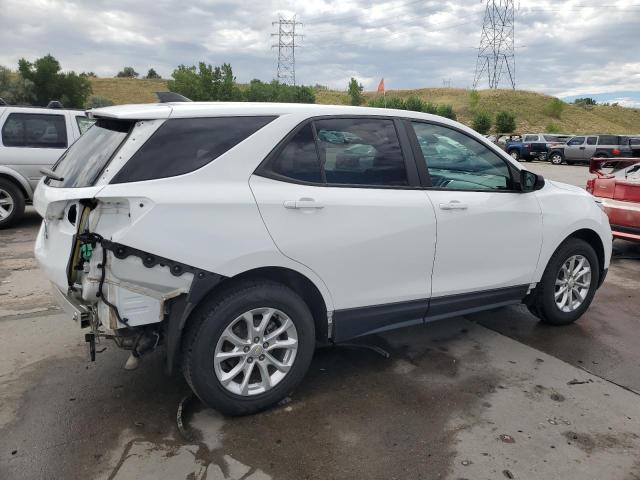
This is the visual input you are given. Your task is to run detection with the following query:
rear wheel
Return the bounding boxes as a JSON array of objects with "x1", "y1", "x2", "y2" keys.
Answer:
[
  {"x1": 549, "y1": 152, "x2": 563, "y2": 165},
  {"x1": 527, "y1": 238, "x2": 599, "y2": 325},
  {"x1": 0, "y1": 179, "x2": 25, "y2": 229},
  {"x1": 182, "y1": 280, "x2": 315, "y2": 416}
]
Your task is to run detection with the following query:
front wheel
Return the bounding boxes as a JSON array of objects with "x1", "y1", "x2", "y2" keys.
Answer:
[
  {"x1": 0, "y1": 179, "x2": 25, "y2": 229},
  {"x1": 509, "y1": 150, "x2": 520, "y2": 161},
  {"x1": 527, "y1": 238, "x2": 599, "y2": 325},
  {"x1": 182, "y1": 280, "x2": 315, "y2": 416},
  {"x1": 549, "y1": 152, "x2": 563, "y2": 165}
]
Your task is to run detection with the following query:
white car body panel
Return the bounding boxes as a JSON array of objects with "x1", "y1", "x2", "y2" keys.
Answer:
[{"x1": 31, "y1": 102, "x2": 612, "y2": 342}]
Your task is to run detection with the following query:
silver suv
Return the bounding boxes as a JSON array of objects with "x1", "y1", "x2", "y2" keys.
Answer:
[
  {"x1": 547, "y1": 135, "x2": 635, "y2": 165},
  {"x1": 0, "y1": 104, "x2": 94, "y2": 227}
]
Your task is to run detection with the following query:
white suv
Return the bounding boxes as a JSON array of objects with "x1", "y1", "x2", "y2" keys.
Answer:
[{"x1": 34, "y1": 102, "x2": 612, "y2": 415}]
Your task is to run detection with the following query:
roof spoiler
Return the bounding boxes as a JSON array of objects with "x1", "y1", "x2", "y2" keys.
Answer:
[{"x1": 155, "y1": 92, "x2": 192, "y2": 103}]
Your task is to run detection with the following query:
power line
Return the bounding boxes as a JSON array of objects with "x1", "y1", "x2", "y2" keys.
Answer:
[
  {"x1": 473, "y1": 0, "x2": 516, "y2": 90},
  {"x1": 271, "y1": 15, "x2": 302, "y2": 85}
]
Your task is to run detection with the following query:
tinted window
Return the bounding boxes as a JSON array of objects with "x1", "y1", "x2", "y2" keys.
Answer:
[
  {"x1": 2, "y1": 113, "x2": 67, "y2": 148},
  {"x1": 76, "y1": 116, "x2": 95, "y2": 135},
  {"x1": 47, "y1": 118, "x2": 131, "y2": 188},
  {"x1": 543, "y1": 135, "x2": 560, "y2": 142},
  {"x1": 523, "y1": 135, "x2": 538, "y2": 142},
  {"x1": 314, "y1": 118, "x2": 408, "y2": 186},
  {"x1": 568, "y1": 137, "x2": 585, "y2": 146},
  {"x1": 598, "y1": 135, "x2": 618, "y2": 145},
  {"x1": 412, "y1": 122, "x2": 512, "y2": 190},
  {"x1": 269, "y1": 123, "x2": 322, "y2": 183},
  {"x1": 587, "y1": 136, "x2": 597, "y2": 145},
  {"x1": 111, "y1": 116, "x2": 276, "y2": 184},
  {"x1": 630, "y1": 138, "x2": 640, "y2": 146}
]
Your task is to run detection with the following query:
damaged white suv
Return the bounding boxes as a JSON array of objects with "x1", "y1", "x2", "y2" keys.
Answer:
[{"x1": 34, "y1": 102, "x2": 612, "y2": 415}]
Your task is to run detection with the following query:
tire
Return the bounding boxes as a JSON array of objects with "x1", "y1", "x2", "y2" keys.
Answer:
[
  {"x1": 182, "y1": 280, "x2": 315, "y2": 416},
  {"x1": 527, "y1": 238, "x2": 600, "y2": 326},
  {"x1": 508, "y1": 150, "x2": 520, "y2": 161},
  {"x1": 549, "y1": 152, "x2": 563, "y2": 165},
  {"x1": 0, "y1": 179, "x2": 25, "y2": 229}
]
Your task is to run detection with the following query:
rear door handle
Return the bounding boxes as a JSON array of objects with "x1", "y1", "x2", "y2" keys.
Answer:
[
  {"x1": 439, "y1": 200, "x2": 468, "y2": 210},
  {"x1": 283, "y1": 198, "x2": 324, "y2": 209}
]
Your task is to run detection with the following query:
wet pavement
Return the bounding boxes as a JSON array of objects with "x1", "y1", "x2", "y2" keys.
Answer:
[{"x1": 1, "y1": 180, "x2": 640, "y2": 479}]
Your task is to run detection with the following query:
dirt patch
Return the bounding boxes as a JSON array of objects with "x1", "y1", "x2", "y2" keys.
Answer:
[{"x1": 563, "y1": 430, "x2": 639, "y2": 455}]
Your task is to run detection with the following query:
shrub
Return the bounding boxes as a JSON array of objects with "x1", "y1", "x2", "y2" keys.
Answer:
[
  {"x1": 86, "y1": 95, "x2": 114, "y2": 108},
  {"x1": 544, "y1": 98, "x2": 565, "y2": 118},
  {"x1": 436, "y1": 104, "x2": 456, "y2": 120},
  {"x1": 422, "y1": 102, "x2": 438, "y2": 114},
  {"x1": 367, "y1": 97, "x2": 386, "y2": 108},
  {"x1": 386, "y1": 97, "x2": 406, "y2": 110},
  {"x1": 145, "y1": 68, "x2": 161, "y2": 79},
  {"x1": 472, "y1": 111, "x2": 492, "y2": 134},
  {"x1": 495, "y1": 111, "x2": 516, "y2": 133},
  {"x1": 244, "y1": 79, "x2": 315, "y2": 104},
  {"x1": 404, "y1": 96, "x2": 424, "y2": 112},
  {"x1": 116, "y1": 67, "x2": 139, "y2": 78},
  {"x1": 545, "y1": 122, "x2": 561, "y2": 133}
]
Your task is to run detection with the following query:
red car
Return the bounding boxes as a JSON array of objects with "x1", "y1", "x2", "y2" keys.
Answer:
[{"x1": 587, "y1": 157, "x2": 640, "y2": 242}]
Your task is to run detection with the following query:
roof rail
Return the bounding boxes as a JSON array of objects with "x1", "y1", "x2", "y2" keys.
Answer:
[
  {"x1": 155, "y1": 92, "x2": 192, "y2": 103},
  {"x1": 47, "y1": 100, "x2": 64, "y2": 109},
  {"x1": 0, "y1": 98, "x2": 7, "y2": 106}
]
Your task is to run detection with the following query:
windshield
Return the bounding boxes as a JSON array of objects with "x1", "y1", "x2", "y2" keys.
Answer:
[{"x1": 46, "y1": 119, "x2": 132, "y2": 188}]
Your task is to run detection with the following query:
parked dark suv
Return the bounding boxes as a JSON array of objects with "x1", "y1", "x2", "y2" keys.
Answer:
[
  {"x1": 548, "y1": 135, "x2": 635, "y2": 165},
  {"x1": 506, "y1": 133, "x2": 571, "y2": 162}
]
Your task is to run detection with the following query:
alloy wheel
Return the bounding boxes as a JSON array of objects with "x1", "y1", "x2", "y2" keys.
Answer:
[
  {"x1": 0, "y1": 188, "x2": 14, "y2": 220},
  {"x1": 554, "y1": 255, "x2": 591, "y2": 312},
  {"x1": 214, "y1": 307, "x2": 298, "y2": 396}
]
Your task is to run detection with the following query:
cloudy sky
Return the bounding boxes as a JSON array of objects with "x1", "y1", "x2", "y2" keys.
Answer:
[{"x1": 1, "y1": 0, "x2": 639, "y2": 104}]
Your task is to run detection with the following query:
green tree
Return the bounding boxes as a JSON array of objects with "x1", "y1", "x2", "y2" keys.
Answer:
[
  {"x1": 0, "y1": 66, "x2": 35, "y2": 104},
  {"x1": 219, "y1": 63, "x2": 241, "y2": 101},
  {"x1": 472, "y1": 111, "x2": 492, "y2": 134},
  {"x1": 436, "y1": 104, "x2": 456, "y2": 120},
  {"x1": 495, "y1": 111, "x2": 516, "y2": 133},
  {"x1": 145, "y1": 68, "x2": 161, "y2": 79},
  {"x1": 347, "y1": 77, "x2": 364, "y2": 106},
  {"x1": 79, "y1": 71, "x2": 96, "y2": 78},
  {"x1": 18, "y1": 54, "x2": 91, "y2": 108},
  {"x1": 86, "y1": 95, "x2": 114, "y2": 108},
  {"x1": 244, "y1": 79, "x2": 315, "y2": 103},
  {"x1": 544, "y1": 98, "x2": 565, "y2": 118},
  {"x1": 116, "y1": 66, "x2": 139, "y2": 78},
  {"x1": 573, "y1": 97, "x2": 596, "y2": 107}
]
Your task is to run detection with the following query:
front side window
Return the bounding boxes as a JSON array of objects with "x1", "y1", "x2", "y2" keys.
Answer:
[
  {"x1": 1, "y1": 113, "x2": 67, "y2": 148},
  {"x1": 314, "y1": 118, "x2": 408, "y2": 186},
  {"x1": 411, "y1": 122, "x2": 512, "y2": 190},
  {"x1": 587, "y1": 137, "x2": 597, "y2": 145},
  {"x1": 111, "y1": 116, "x2": 276, "y2": 184},
  {"x1": 568, "y1": 137, "x2": 585, "y2": 146}
]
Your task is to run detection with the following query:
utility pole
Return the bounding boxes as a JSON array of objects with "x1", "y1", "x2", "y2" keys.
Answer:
[
  {"x1": 271, "y1": 15, "x2": 302, "y2": 85},
  {"x1": 473, "y1": 0, "x2": 515, "y2": 89}
]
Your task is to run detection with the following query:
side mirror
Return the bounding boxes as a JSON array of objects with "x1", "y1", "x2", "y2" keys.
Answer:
[{"x1": 520, "y1": 170, "x2": 545, "y2": 192}]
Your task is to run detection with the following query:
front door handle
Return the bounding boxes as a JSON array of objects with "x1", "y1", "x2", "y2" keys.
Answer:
[
  {"x1": 283, "y1": 198, "x2": 324, "y2": 209},
  {"x1": 439, "y1": 200, "x2": 468, "y2": 210},
  {"x1": 579, "y1": 146, "x2": 586, "y2": 150}
]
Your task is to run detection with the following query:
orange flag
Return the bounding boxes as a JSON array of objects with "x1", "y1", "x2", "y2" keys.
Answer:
[{"x1": 377, "y1": 78, "x2": 385, "y2": 93}]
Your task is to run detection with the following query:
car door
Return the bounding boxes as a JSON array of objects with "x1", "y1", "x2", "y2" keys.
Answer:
[
  {"x1": 564, "y1": 136, "x2": 586, "y2": 161},
  {"x1": 250, "y1": 117, "x2": 437, "y2": 340},
  {"x1": 407, "y1": 121, "x2": 542, "y2": 302}
]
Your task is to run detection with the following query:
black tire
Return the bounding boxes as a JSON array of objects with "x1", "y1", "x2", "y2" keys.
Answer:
[
  {"x1": 527, "y1": 238, "x2": 600, "y2": 326},
  {"x1": 549, "y1": 152, "x2": 563, "y2": 165},
  {"x1": 508, "y1": 149, "x2": 520, "y2": 161},
  {"x1": 182, "y1": 280, "x2": 315, "y2": 416},
  {"x1": 0, "y1": 179, "x2": 25, "y2": 229}
]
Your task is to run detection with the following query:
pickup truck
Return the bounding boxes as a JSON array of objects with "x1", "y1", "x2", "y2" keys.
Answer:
[{"x1": 506, "y1": 133, "x2": 571, "y2": 162}]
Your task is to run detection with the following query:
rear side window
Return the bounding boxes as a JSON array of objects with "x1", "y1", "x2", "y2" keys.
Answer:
[
  {"x1": 111, "y1": 116, "x2": 275, "y2": 184},
  {"x1": 269, "y1": 123, "x2": 322, "y2": 183},
  {"x1": 47, "y1": 118, "x2": 131, "y2": 188},
  {"x1": 523, "y1": 135, "x2": 538, "y2": 142},
  {"x1": 598, "y1": 135, "x2": 618, "y2": 145},
  {"x1": 315, "y1": 118, "x2": 408, "y2": 186},
  {"x1": 1, "y1": 113, "x2": 67, "y2": 148}
]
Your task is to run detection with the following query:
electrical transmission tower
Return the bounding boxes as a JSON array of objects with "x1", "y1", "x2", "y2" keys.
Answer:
[
  {"x1": 271, "y1": 15, "x2": 302, "y2": 85},
  {"x1": 473, "y1": 0, "x2": 515, "y2": 90}
]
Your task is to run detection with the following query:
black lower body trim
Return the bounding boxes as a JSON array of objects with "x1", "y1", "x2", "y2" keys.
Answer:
[
  {"x1": 332, "y1": 285, "x2": 529, "y2": 343},
  {"x1": 610, "y1": 224, "x2": 640, "y2": 236}
]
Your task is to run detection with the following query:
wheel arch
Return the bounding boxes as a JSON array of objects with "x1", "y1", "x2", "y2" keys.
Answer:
[
  {"x1": 0, "y1": 168, "x2": 32, "y2": 201},
  {"x1": 166, "y1": 265, "x2": 331, "y2": 375},
  {"x1": 566, "y1": 228, "x2": 605, "y2": 284}
]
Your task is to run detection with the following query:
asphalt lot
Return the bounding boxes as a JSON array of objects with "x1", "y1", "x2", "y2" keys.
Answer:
[{"x1": 1, "y1": 162, "x2": 639, "y2": 480}]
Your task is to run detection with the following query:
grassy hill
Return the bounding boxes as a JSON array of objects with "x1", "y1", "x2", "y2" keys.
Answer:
[{"x1": 90, "y1": 78, "x2": 640, "y2": 135}]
